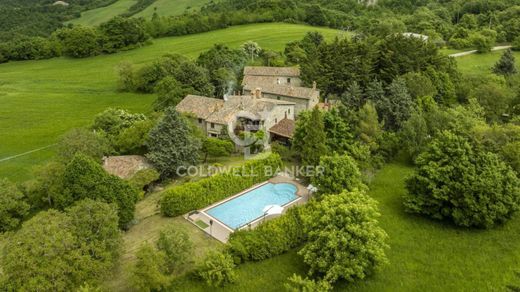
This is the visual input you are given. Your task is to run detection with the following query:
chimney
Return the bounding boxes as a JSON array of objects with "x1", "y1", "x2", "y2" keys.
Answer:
[
  {"x1": 312, "y1": 81, "x2": 317, "y2": 90},
  {"x1": 255, "y1": 88, "x2": 262, "y2": 99}
]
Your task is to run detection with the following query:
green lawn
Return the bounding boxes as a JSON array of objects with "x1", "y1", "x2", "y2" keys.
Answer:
[
  {"x1": 67, "y1": 0, "x2": 138, "y2": 26},
  {"x1": 456, "y1": 50, "x2": 520, "y2": 76},
  {"x1": 170, "y1": 163, "x2": 520, "y2": 291},
  {"x1": 0, "y1": 23, "x2": 340, "y2": 181},
  {"x1": 133, "y1": 0, "x2": 211, "y2": 19}
]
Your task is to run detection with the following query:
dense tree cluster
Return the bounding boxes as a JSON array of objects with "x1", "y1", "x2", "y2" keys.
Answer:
[{"x1": 0, "y1": 199, "x2": 122, "y2": 291}]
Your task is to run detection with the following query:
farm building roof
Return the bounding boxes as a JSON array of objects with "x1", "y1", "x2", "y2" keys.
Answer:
[
  {"x1": 268, "y1": 118, "x2": 295, "y2": 138},
  {"x1": 243, "y1": 66, "x2": 300, "y2": 77},
  {"x1": 102, "y1": 155, "x2": 153, "y2": 179},
  {"x1": 243, "y1": 83, "x2": 319, "y2": 100}
]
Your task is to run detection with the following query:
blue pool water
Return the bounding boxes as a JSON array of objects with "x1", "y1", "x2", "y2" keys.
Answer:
[{"x1": 206, "y1": 183, "x2": 298, "y2": 230}]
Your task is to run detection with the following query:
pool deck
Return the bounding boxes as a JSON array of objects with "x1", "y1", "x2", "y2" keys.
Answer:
[{"x1": 184, "y1": 173, "x2": 310, "y2": 243}]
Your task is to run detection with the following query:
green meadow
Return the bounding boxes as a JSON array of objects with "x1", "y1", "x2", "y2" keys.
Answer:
[
  {"x1": 67, "y1": 0, "x2": 138, "y2": 26},
  {"x1": 133, "y1": 0, "x2": 211, "y2": 19},
  {"x1": 456, "y1": 49, "x2": 520, "y2": 76},
  {"x1": 0, "y1": 23, "x2": 341, "y2": 181},
  {"x1": 170, "y1": 163, "x2": 520, "y2": 291}
]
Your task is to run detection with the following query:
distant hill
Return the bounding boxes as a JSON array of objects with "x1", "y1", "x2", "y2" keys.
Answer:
[
  {"x1": 67, "y1": 0, "x2": 137, "y2": 26},
  {"x1": 132, "y1": 0, "x2": 210, "y2": 19},
  {"x1": 0, "y1": 0, "x2": 117, "y2": 41}
]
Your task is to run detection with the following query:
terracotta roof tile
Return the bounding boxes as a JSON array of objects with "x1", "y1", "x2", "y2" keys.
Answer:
[
  {"x1": 269, "y1": 118, "x2": 295, "y2": 138},
  {"x1": 102, "y1": 155, "x2": 153, "y2": 179},
  {"x1": 244, "y1": 66, "x2": 300, "y2": 77},
  {"x1": 244, "y1": 84, "x2": 319, "y2": 100},
  {"x1": 175, "y1": 95, "x2": 224, "y2": 119}
]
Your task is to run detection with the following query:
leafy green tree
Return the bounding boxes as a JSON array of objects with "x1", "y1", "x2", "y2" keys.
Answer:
[
  {"x1": 311, "y1": 154, "x2": 365, "y2": 196},
  {"x1": 61, "y1": 154, "x2": 139, "y2": 228},
  {"x1": 357, "y1": 101, "x2": 382, "y2": 151},
  {"x1": 156, "y1": 226, "x2": 193, "y2": 273},
  {"x1": 116, "y1": 61, "x2": 135, "y2": 91},
  {"x1": 56, "y1": 26, "x2": 102, "y2": 58},
  {"x1": 2, "y1": 200, "x2": 121, "y2": 291},
  {"x1": 471, "y1": 80, "x2": 515, "y2": 122},
  {"x1": 472, "y1": 33, "x2": 494, "y2": 53},
  {"x1": 299, "y1": 190, "x2": 388, "y2": 284},
  {"x1": 92, "y1": 108, "x2": 147, "y2": 137},
  {"x1": 113, "y1": 119, "x2": 154, "y2": 155},
  {"x1": 513, "y1": 36, "x2": 520, "y2": 51},
  {"x1": 201, "y1": 138, "x2": 234, "y2": 162},
  {"x1": 401, "y1": 72, "x2": 437, "y2": 100},
  {"x1": 147, "y1": 107, "x2": 202, "y2": 177},
  {"x1": 493, "y1": 49, "x2": 518, "y2": 76},
  {"x1": 340, "y1": 81, "x2": 364, "y2": 110},
  {"x1": 131, "y1": 244, "x2": 169, "y2": 292},
  {"x1": 405, "y1": 131, "x2": 520, "y2": 228},
  {"x1": 197, "y1": 251, "x2": 237, "y2": 287},
  {"x1": 375, "y1": 78, "x2": 415, "y2": 131},
  {"x1": 292, "y1": 107, "x2": 328, "y2": 168},
  {"x1": 241, "y1": 41, "x2": 261, "y2": 62},
  {"x1": 56, "y1": 128, "x2": 111, "y2": 163},
  {"x1": 99, "y1": 16, "x2": 148, "y2": 53},
  {"x1": 2, "y1": 210, "x2": 80, "y2": 291},
  {"x1": 0, "y1": 178, "x2": 30, "y2": 232},
  {"x1": 24, "y1": 160, "x2": 66, "y2": 209},
  {"x1": 322, "y1": 109, "x2": 355, "y2": 154}
]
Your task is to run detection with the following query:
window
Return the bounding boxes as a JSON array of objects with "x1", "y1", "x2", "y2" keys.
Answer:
[
  {"x1": 288, "y1": 108, "x2": 291, "y2": 114},
  {"x1": 210, "y1": 123, "x2": 215, "y2": 129},
  {"x1": 277, "y1": 96, "x2": 281, "y2": 100},
  {"x1": 287, "y1": 78, "x2": 291, "y2": 84},
  {"x1": 275, "y1": 118, "x2": 278, "y2": 123},
  {"x1": 198, "y1": 118, "x2": 203, "y2": 124}
]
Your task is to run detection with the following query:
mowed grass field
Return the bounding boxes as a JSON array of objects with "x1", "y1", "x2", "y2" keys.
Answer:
[
  {"x1": 171, "y1": 163, "x2": 520, "y2": 291},
  {"x1": 68, "y1": 0, "x2": 138, "y2": 26},
  {"x1": 133, "y1": 0, "x2": 211, "y2": 19},
  {"x1": 0, "y1": 23, "x2": 341, "y2": 181},
  {"x1": 456, "y1": 49, "x2": 520, "y2": 76}
]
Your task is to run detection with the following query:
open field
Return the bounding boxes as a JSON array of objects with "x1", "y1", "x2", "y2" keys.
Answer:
[
  {"x1": 170, "y1": 163, "x2": 520, "y2": 291},
  {"x1": 0, "y1": 23, "x2": 340, "y2": 181},
  {"x1": 67, "y1": 0, "x2": 137, "y2": 26},
  {"x1": 133, "y1": 0, "x2": 210, "y2": 19},
  {"x1": 456, "y1": 49, "x2": 520, "y2": 76}
]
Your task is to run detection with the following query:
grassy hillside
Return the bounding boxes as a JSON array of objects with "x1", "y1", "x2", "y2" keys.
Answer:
[
  {"x1": 0, "y1": 23, "x2": 340, "y2": 181},
  {"x1": 171, "y1": 163, "x2": 520, "y2": 291},
  {"x1": 133, "y1": 0, "x2": 210, "y2": 19},
  {"x1": 67, "y1": 0, "x2": 137, "y2": 26}
]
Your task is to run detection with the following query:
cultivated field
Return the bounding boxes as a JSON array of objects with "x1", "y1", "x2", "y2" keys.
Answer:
[{"x1": 0, "y1": 23, "x2": 341, "y2": 181}]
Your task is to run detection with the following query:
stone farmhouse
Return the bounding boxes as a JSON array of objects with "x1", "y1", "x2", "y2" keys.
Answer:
[
  {"x1": 176, "y1": 93, "x2": 295, "y2": 145},
  {"x1": 241, "y1": 66, "x2": 319, "y2": 115}
]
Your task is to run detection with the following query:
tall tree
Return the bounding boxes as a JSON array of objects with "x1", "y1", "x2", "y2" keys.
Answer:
[
  {"x1": 147, "y1": 107, "x2": 202, "y2": 178},
  {"x1": 0, "y1": 178, "x2": 30, "y2": 232},
  {"x1": 493, "y1": 49, "x2": 518, "y2": 76},
  {"x1": 293, "y1": 107, "x2": 328, "y2": 169}
]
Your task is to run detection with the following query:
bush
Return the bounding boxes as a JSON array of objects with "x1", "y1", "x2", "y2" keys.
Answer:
[
  {"x1": 56, "y1": 128, "x2": 111, "y2": 163},
  {"x1": 299, "y1": 190, "x2": 388, "y2": 284},
  {"x1": 160, "y1": 154, "x2": 283, "y2": 217},
  {"x1": 156, "y1": 226, "x2": 193, "y2": 272},
  {"x1": 227, "y1": 205, "x2": 306, "y2": 263},
  {"x1": 128, "y1": 168, "x2": 160, "y2": 194},
  {"x1": 405, "y1": 131, "x2": 520, "y2": 228},
  {"x1": 284, "y1": 274, "x2": 332, "y2": 292},
  {"x1": 131, "y1": 244, "x2": 169, "y2": 292},
  {"x1": 197, "y1": 251, "x2": 236, "y2": 287}
]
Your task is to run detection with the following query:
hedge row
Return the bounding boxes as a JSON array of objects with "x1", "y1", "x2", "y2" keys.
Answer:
[
  {"x1": 160, "y1": 154, "x2": 283, "y2": 217},
  {"x1": 226, "y1": 205, "x2": 307, "y2": 263}
]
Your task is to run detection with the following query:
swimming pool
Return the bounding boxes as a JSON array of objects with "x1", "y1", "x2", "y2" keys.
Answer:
[{"x1": 205, "y1": 182, "x2": 299, "y2": 230}]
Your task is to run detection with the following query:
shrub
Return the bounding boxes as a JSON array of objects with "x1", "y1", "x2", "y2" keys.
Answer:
[
  {"x1": 284, "y1": 274, "x2": 332, "y2": 292},
  {"x1": 128, "y1": 168, "x2": 160, "y2": 194},
  {"x1": 227, "y1": 205, "x2": 306, "y2": 263},
  {"x1": 299, "y1": 190, "x2": 388, "y2": 284},
  {"x1": 197, "y1": 251, "x2": 236, "y2": 287},
  {"x1": 56, "y1": 128, "x2": 111, "y2": 163},
  {"x1": 405, "y1": 131, "x2": 520, "y2": 228},
  {"x1": 156, "y1": 226, "x2": 193, "y2": 272},
  {"x1": 131, "y1": 244, "x2": 169, "y2": 292},
  {"x1": 160, "y1": 154, "x2": 283, "y2": 217}
]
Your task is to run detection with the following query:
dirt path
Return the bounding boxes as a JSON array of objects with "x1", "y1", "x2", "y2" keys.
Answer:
[{"x1": 449, "y1": 45, "x2": 512, "y2": 58}]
